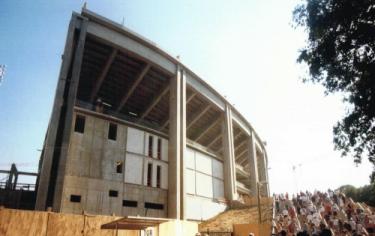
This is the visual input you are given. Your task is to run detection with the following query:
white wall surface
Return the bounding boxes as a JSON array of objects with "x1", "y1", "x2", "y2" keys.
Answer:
[
  {"x1": 186, "y1": 195, "x2": 227, "y2": 220},
  {"x1": 125, "y1": 153, "x2": 143, "y2": 185},
  {"x1": 127, "y1": 127, "x2": 144, "y2": 154},
  {"x1": 195, "y1": 152, "x2": 212, "y2": 175}
]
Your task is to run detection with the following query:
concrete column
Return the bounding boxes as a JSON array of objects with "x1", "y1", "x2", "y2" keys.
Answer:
[
  {"x1": 248, "y1": 131, "x2": 259, "y2": 197},
  {"x1": 180, "y1": 70, "x2": 187, "y2": 220},
  {"x1": 168, "y1": 66, "x2": 186, "y2": 219},
  {"x1": 222, "y1": 105, "x2": 237, "y2": 201},
  {"x1": 263, "y1": 151, "x2": 270, "y2": 197},
  {"x1": 51, "y1": 17, "x2": 89, "y2": 211},
  {"x1": 35, "y1": 14, "x2": 81, "y2": 210}
]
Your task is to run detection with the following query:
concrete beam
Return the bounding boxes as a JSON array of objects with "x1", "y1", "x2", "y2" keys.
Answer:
[
  {"x1": 86, "y1": 21, "x2": 176, "y2": 74},
  {"x1": 207, "y1": 134, "x2": 222, "y2": 148},
  {"x1": 138, "y1": 84, "x2": 170, "y2": 120},
  {"x1": 234, "y1": 140, "x2": 247, "y2": 154},
  {"x1": 217, "y1": 131, "x2": 243, "y2": 153},
  {"x1": 193, "y1": 116, "x2": 222, "y2": 142},
  {"x1": 236, "y1": 148, "x2": 248, "y2": 161},
  {"x1": 187, "y1": 104, "x2": 211, "y2": 130},
  {"x1": 186, "y1": 73, "x2": 225, "y2": 110},
  {"x1": 90, "y1": 48, "x2": 117, "y2": 102},
  {"x1": 116, "y1": 63, "x2": 151, "y2": 112},
  {"x1": 159, "y1": 92, "x2": 196, "y2": 131}
]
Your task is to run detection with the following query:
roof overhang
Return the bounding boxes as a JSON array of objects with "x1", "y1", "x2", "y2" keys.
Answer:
[{"x1": 101, "y1": 216, "x2": 170, "y2": 230}]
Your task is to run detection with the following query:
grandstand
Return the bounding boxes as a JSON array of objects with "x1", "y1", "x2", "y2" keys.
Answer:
[{"x1": 273, "y1": 190, "x2": 375, "y2": 235}]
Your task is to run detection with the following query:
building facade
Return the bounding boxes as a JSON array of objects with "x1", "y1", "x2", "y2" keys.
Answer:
[{"x1": 35, "y1": 9, "x2": 270, "y2": 221}]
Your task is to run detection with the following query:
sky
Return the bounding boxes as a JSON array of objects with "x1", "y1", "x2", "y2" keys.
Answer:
[{"x1": 0, "y1": 0, "x2": 373, "y2": 193}]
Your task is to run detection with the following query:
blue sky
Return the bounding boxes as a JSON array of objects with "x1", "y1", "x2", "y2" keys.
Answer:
[{"x1": 0, "y1": 0, "x2": 372, "y2": 192}]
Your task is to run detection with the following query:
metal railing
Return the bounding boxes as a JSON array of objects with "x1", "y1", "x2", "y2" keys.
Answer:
[{"x1": 0, "y1": 182, "x2": 36, "y2": 191}]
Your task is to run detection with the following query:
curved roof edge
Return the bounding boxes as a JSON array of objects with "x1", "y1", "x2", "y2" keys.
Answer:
[{"x1": 80, "y1": 8, "x2": 266, "y2": 152}]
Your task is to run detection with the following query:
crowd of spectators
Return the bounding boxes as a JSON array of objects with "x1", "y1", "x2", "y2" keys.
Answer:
[{"x1": 273, "y1": 190, "x2": 375, "y2": 236}]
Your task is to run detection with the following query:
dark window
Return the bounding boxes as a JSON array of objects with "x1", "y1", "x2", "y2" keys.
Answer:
[
  {"x1": 157, "y1": 138, "x2": 162, "y2": 160},
  {"x1": 108, "y1": 123, "x2": 117, "y2": 140},
  {"x1": 148, "y1": 136, "x2": 153, "y2": 157},
  {"x1": 116, "y1": 161, "x2": 123, "y2": 174},
  {"x1": 147, "y1": 163, "x2": 152, "y2": 187},
  {"x1": 123, "y1": 200, "x2": 138, "y2": 207},
  {"x1": 109, "y1": 190, "x2": 118, "y2": 197},
  {"x1": 74, "y1": 115, "x2": 85, "y2": 133},
  {"x1": 144, "y1": 202, "x2": 164, "y2": 210},
  {"x1": 70, "y1": 195, "x2": 81, "y2": 203},
  {"x1": 156, "y1": 165, "x2": 161, "y2": 188}
]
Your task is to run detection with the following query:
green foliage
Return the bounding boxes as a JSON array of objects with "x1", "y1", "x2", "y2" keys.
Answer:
[
  {"x1": 293, "y1": 0, "x2": 375, "y2": 179},
  {"x1": 338, "y1": 184, "x2": 375, "y2": 207}
]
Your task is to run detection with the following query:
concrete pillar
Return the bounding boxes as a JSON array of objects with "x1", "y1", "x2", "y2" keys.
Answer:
[
  {"x1": 222, "y1": 105, "x2": 237, "y2": 201},
  {"x1": 263, "y1": 151, "x2": 270, "y2": 197},
  {"x1": 52, "y1": 16, "x2": 88, "y2": 211},
  {"x1": 168, "y1": 66, "x2": 186, "y2": 219},
  {"x1": 248, "y1": 131, "x2": 259, "y2": 197},
  {"x1": 35, "y1": 15, "x2": 81, "y2": 211}
]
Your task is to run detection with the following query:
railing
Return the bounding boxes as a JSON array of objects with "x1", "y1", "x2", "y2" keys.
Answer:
[{"x1": 0, "y1": 182, "x2": 36, "y2": 191}]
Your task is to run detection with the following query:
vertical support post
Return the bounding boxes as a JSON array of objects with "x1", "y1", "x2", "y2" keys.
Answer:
[
  {"x1": 222, "y1": 105, "x2": 237, "y2": 201},
  {"x1": 168, "y1": 66, "x2": 185, "y2": 219},
  {"x1": 248, "y1": 131, "x2": 259, "y2": 197},
  {"x1": 35, "y1": 14, "x2": 79, "y2": 210},
  {"x1": 180, "y1": 70, "x2": 187, "y2": 220},
  {"x1": 263, "y1": 151, "x2": 270, "y2": 197},
  {"x1": 51, "y1": 16, "x2": 88, "y2": 211}
]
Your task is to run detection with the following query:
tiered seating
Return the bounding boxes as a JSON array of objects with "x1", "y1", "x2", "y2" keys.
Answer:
[{"x1": 273, "y1": 190, "x2": 375, "y2": 236}]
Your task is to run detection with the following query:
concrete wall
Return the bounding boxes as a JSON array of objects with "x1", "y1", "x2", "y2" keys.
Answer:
[
  {"x1": 60, "y1": 111, "x2": 169, "y2": 217},
  {"x1": 185, "y1": 147, "x2": 226, "y2": 220}
]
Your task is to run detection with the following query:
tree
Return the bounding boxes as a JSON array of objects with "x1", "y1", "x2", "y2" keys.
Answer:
[
  {"x1": 338, "y1": 184, "x2": 375, "y2": 207},
  {"x1": 293, "y1": 0, "x2": 375, "y2": 179}
]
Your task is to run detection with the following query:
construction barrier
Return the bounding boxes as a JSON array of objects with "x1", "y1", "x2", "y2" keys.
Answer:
[{"x1": 0, "y1": 207, "x2": 198, "y2": 236}]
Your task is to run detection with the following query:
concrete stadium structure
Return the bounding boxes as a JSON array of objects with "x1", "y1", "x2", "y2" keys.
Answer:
[{"x1": 35, "y1": 9, "x2": 270, "y2": 221}]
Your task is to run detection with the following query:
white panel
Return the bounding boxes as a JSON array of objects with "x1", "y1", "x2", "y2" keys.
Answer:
[
  {"x1": 186, "y1": 196, "x2": 201, "y2": 220},
  {"x1": 195, "y1": 152, "x2": 212, "y2": 175},
  {"x1": 126, "y1": 127, "x2": 144, "y2": 155},
  {"x1": 212, "y1": 159, "x2": 224, "y2": 180},
  {"x1": 161, "y1": 138, "x2": 168, "y2": 161},
  {"x1": 186, "y1": 195, "x2": 227, "y2": 221},
  {"x1": 186, "y1": 148, "x2": 195, "y2": 170},
  {"x1": 196, "y1": 172, "x2": 213, "y2": 198},
  {"x1": 186, "y1": 169, "x2": 196, "y2": 194},
  {"x1": 213, "y1": 178, "x2": 224, "y2": 199},
  {"x1": 124, "y1": 153, "x2": 143, "y2": 185},
  {"x1": 202, "y1": 199, "x2": 227, "y2": 220}
]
